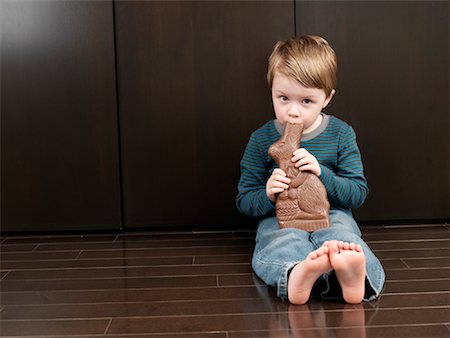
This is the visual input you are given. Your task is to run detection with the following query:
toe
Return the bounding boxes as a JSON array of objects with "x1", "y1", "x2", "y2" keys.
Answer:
[
  {"x1": 317, "y1": 246, "x2": 328, "y2": 256},
  {"x1": 327, "y1": 241, "x2": 339, "y2": 254},
  {"x1": 308, "y1": 251, "x2": 318, "y2": 260}
]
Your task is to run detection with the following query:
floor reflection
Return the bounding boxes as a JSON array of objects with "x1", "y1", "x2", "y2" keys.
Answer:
[
  {"x1": 251, "y1": 272, "x2": 369, "y2": 337},
  {"x1": 267, "y1": 302, "x2": 367, "y2": 337}
]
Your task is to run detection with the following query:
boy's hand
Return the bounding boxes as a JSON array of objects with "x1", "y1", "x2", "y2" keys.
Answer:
[
  {"x1": 266, "y1": 168, "x2": 291, "y2": 202},
  {"x1": 292, "y1": 148, "x2": 321, "y2": 176}
]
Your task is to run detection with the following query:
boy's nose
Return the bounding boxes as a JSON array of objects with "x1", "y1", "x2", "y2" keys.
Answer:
[
  {"x1": 287, "y1": 108, "x2": 304, "y2": 124},
  {"x1": 288, "y1": 109, "x2": 301, "y2": 119}
]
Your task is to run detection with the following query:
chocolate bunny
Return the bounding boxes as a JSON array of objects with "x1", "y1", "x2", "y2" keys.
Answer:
[{"x1": 268, "y1": 121, "x2": 330, "y2": 231}]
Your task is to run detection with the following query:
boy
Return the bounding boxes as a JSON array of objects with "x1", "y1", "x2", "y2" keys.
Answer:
[{"x1": 236, "y1": 35, "x2": 385, "y2": 304}]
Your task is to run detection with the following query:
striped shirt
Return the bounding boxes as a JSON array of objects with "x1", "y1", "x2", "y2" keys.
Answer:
[{"x1": 236, "y1": 114, "x2": 368, "y2": 218}]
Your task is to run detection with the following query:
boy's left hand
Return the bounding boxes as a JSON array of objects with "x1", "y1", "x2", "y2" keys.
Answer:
[{"x1": 291, "y1": 148, "x2": 321, "y2": 177}]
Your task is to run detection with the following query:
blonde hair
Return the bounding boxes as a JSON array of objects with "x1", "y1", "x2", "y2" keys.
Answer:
[{"x1": 267, "y1": 35, "x2": 337, "y2": 96}]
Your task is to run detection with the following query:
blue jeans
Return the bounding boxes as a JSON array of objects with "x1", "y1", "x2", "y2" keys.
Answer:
[{"x1": 252, "y1": 209, "x2": 385, "y2": 301}]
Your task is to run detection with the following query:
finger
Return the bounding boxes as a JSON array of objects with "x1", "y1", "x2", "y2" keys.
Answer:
[
  {"x1": 291, "y1": 154, "x2": 302, "y2": 163},
  {"x1": 270, "y1": 187, "x2": 285, "y2": 195},
  {"x1": 274, "y1": 174, "x2": 291, "y2": 184},
  {"x1": 293, "y1": 148, "x2": 308, "y2": 156},
  {"x1": 297, "y1": 163, "x2": 313, "y2": 171},
  {"x1": 291, "y1": 149, "x2": 307, "y2": 162},
  {"x1": 298, "y1": 164, "x2": 319, "y2": 175},
  {"x1": 294, "y1": 158, "x2": 310, "y2": 168},
  {"x1": 272, "y1": 168, "x2": 287, "y2": 176},
  {"x1": 271, "y1": 181, "x2": 290, "y2": 190}
]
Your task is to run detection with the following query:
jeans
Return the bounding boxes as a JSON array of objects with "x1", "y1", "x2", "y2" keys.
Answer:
[{"x1": 252, "y1": 209, "x2": 385, "y2": 301}]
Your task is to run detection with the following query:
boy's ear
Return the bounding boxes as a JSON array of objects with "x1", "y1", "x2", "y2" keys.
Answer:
[{"x1": 322, "y1": 89, "x2": 336, "y2": 108}]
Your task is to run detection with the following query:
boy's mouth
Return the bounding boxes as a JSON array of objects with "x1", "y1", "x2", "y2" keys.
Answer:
[{"x1": 286, "y1": 117, "x2": 305, "y2": 125}]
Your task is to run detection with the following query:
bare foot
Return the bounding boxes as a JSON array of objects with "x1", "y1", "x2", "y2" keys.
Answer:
[
  {"x1": 288, "y1": 246, "x2": 332, "y2": 304},
  {"x1": 327, "y1": 240, "x2": 366, "y2": 304}
]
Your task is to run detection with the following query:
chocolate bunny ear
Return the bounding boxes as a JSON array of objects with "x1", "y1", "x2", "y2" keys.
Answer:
[
  {"x1": 283, "y1": 122, "x2": 304, "y2": 148},
  {"x1": 269, "y1": 121, "x2": 304, "y2": 170}
]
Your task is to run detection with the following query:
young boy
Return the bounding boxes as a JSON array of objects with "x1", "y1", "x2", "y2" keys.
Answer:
[{"x1": 236, "y1": 35, "x2": 385, "y2": 304}]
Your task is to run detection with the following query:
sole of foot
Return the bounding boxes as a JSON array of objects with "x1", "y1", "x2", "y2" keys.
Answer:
[
  {"x1": 288, "y1": 245, "x2": 332, "y2": 305},
  {"x1": 327, "y1": 240, "x2": 366, "y2": 304}
]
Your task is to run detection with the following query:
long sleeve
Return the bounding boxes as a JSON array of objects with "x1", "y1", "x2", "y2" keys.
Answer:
[
  {"x1": 236, "y1": 133, "x2": 276, "y2": 217},
  {"x1": 319, "y1": 126, "x2": 368, "y2": 209}
]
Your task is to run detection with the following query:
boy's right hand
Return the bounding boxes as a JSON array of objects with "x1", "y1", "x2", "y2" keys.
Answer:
[{"x1": 266, "y1": 168, "x2": 291, "y2": 202}]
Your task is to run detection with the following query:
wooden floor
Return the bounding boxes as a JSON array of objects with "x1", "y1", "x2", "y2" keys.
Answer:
[{"x1": 0, "y1": 223, "x2": 449, "y2": 337}]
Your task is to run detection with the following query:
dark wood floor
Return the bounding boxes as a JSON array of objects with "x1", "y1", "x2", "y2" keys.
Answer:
[{"x1": 0, "y1": 223, "x2": 449, "y2": 337}]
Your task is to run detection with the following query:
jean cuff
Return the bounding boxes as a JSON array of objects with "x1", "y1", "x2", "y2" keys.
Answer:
[
  {"x1": 364, "y1": 265, "x2": 386, "y2": 301},
  {"x1": 277, "y1": 261, "x2": 301, "y2": 300}
]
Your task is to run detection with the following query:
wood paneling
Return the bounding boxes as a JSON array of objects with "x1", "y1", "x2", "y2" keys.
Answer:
[
  {"x1": 115, "y1": 1, "x2": 294, "y2": 228},
  {"x1": 296, "y1": 1, "x2": 449, "y2": 222},
  {"x1": 3, "y1": 0, "x2": 446, "y2": 232},
  {"x1": 1, "y1": 1, "x2": 121, "y2": 231}
]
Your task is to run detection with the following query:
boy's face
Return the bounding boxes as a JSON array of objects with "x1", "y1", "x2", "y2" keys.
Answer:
[{"x1": 271, "y1": 73, "x2": 335, "y2": 133}]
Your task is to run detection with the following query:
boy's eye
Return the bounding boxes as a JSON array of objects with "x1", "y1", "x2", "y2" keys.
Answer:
[{"x1": 303, "y1": 99, "x2": 312, "y2": 104}]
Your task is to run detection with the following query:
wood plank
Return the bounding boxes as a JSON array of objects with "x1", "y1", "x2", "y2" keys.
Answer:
[
  {"x1": 3, "y1": 292, "x2": 448, "y2": 320},
  {"x1": 33, "y1": 238, "x2": 254, "y2": 251},
  {"x1": 3, "y1": 264, "x2": 253, "y2": 280},
  {"x1": 0, "y1": 318, "x2": 110, "y2": 336},
  {"x1": 1, "y1": 234, "x2": 117, "y2": 245},
  {"x1": 106, "y1": 308, "x2": 450, "y2": 334},
  {"x1": 0, "y1": 256, "x2": 195, "y2": 270},
  {"x1": 78, "y1": 246, "x2": 253, "y2": 259},
  {"x1": 228, "y1": 325, "x2": 450, "y2": 338},
  {"x1": 0, "y1": 286, "x2": 277, "y2": 306},
  {"x1": 0, "y1": 275, "x2": 218, "y2": 292}
]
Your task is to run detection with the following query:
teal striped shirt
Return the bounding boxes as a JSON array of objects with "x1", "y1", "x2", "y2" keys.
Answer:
[{"x1": 236, "y1": 114, "x2": 368, "y2": 217}]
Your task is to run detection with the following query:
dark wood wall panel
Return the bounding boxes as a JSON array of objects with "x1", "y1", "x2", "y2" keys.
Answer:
[
  {"x1": 296, "y1": 1, "x2": 449, "y2": 222},
  {"x1": 115, "y1": 1, "x2": 294, "y2": 228},
  {"x1": 3, "y1": 0, "x2": 445, "y2": 233},
  {"x1": 1, "y1": 1, "x2": 121, "y2": 231}
]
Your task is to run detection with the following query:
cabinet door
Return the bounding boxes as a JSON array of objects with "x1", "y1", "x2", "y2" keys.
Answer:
[
  {"x1": 115, "y1": 1, "x2": 294, "y2": 228},
  {"x1": 1, "y1": 1, "x2": 121, "y2": 231},
  {"x1": 296, "y1": 1, "x2": 449, "y2": 222}
]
